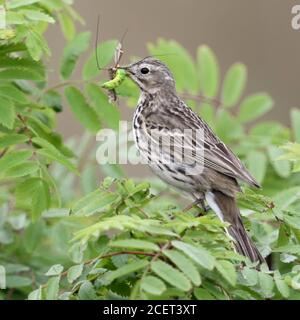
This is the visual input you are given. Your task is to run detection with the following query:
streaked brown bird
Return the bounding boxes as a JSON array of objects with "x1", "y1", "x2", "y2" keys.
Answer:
[{"x1": 122, "y1": 57, "x2": 264, "y2": 264}]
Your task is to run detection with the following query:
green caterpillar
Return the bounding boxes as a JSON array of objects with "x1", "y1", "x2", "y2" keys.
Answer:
[{"x1": 101, "y1": 68, "x2": 127, "y2": 90}]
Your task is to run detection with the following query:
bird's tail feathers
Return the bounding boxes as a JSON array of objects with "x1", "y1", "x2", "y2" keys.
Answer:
[{"x1": 205, "y1": 190, "x2": 265, "y2": 264}]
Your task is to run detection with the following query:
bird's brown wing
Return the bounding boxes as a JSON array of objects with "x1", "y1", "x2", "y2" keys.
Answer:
[{"x1": 144, "y1": 102, "x2": 260, "y2": 188}]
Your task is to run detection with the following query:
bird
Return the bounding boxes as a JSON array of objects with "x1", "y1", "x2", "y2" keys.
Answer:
[{"x1": 121, "y1": 57, "x2": 265, "y2": 264}]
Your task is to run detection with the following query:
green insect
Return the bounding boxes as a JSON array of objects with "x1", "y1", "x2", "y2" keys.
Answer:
[
  {"x1": 101, "y1": 67, "x2": 127, "y2": 90},
  {"x1": 95, "y1": 17, "x2": 127, "y2": 103}
]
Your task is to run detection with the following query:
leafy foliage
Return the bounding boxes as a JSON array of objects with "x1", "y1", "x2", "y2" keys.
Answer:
[{"x1": 0, "y1": 0, "x2": 300, "y2": 301}]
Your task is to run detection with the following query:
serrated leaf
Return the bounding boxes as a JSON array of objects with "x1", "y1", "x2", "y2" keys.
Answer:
[
  {"x1": 83, "y1": 40, "x2": 117, "y2": 80},
  {"x1": 172, "y1": 240, "x2": 215, "y2": 270},
  {"x1": 246, "y1": 151, "x2": 267, "y2": 184},
  {"x1": 45, "y1": 276, "x2": 60, "y2": 300},
  {"x1": 239, "y1": 93, "x2": 273, "y2": 122},
  {"x1": 194, "y1": 287, "x2": 215, "y2": 300},
  {"x1": 105, "y1": 260, "x2": 149, "y2": 284},
  {"x1": 72, "y1": 189, "x2": 119, "y2": 216},
  {"x1": 78, "y1": 281, "x2": 97, "y2": 300},
  {"x1": 28, "y1": 286, "x2": 43, "y2": 300},
  {"x1": 67, "y1": 264, "x2": 83, "y2": 284},
  {"x1": 15, "y1": 177, "x2": 50, "y2": 220},
  {"x1": 274, "y1": 274, "x2": 289, "y2": 298},
  {"x1": 58, "y1": 12, "x2": 75, "y2": 41},
  {"x1": 141, "y1": 276, "x2": 166, "y2": 295},
  {"x1": 241, "y1": 267, "x2": 258, "y2": 286},
  {"x1": 45, "y1": 264, "x2": 64, "y2": 276},
  {"x1": 222, "y1": 63, "x2": 247, "y2": 108},
  {"x1": 8, "y1": 0, "x2": 39, "y2": 9},
  {"x1": 21, "y1": 9, "x2": 55, "y2": 23},
  {"x1": 2, "y1": 161, "x2": 39, "y2": 179},
  {"x1": 258, "y1": 272, "x2": 274, "y2": 298},
  {"x1": 110, "y1": 239, "x2": 160, "y2": 252},
  {"x1": 0, "y1": 133, "x2": 28, "y2": 148},
  {"x1": 85, "y1": 83, "x2": 120, "y2": 130},
  {"x1": 0, "y1": 67, "x2": 44, "y2": 80},
  {"x1": 26, "y1": 30, "x2": 50, "y2": 61},
  {"x1": 60, "y1": 32, "x2": 91, "y2": 79},
  {"x1": 151, "y1": 260, "x2": 192, "y2": 292},
  {"x1": 0, "y1": 97, "x2": 15, "y2": 129},
  {"x1": 197, "y1": 45, "x2": 219, "y2": 98},
  {"x1": 0, "y1": 84, "x2": 28, "y2": 103},
  {"x1": 0, "y1": 149, "x2": 32, "y2": 173},
  {"x1": 291, "y1": 108, "x2": 300, "y2": 142},
  {"x1": 163, "y1": 249, "x2": 201, "y2": 286},
  {"x1": 267, "y1": 145, "x2": 291, "y2": 178},
  {"x1": 65, "y1": 86, "x2": 101, "y2": 133},
  {"x1": 6, "y1": 275, "x2": 32, "y2": 288},
  {"x1": 216, "y1": 260, "x2": 237, "y2": 286},
  {"x1": 33, "y1": 136, "x2": 78, "y2": 173}
]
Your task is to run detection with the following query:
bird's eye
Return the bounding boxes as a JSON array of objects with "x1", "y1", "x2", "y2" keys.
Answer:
[{"x1": 140, "y1": 67, "x2": 149, "y2": 74}]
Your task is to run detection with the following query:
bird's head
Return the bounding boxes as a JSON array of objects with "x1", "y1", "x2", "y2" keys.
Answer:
[{"x1": 120, "y1": 57, "x2": 176, "y2": 94}]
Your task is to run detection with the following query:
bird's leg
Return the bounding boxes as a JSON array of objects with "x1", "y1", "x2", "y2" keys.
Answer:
[{"x1": 183, "y1": 198, "x2": 210, "y2": 214}]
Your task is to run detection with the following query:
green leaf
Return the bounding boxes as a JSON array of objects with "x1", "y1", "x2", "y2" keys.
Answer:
[
  {"x1": 241, "y1": 267, "x2": 258, "y2": 286},
  {"x1": 163, "y1": 249, "x2": 201, "y2": 286},
  {"x1": 239, "y1": 93, "x2": 274, "y2": 122},
  {"x1": 45, "y1": 264, "x2": 64, "y2": 276},
  {"x1": 60, "y1": 32, "x2": 91, "y2": 79},
  {"x1": 194, "y1": 288, "x2": 215, "y2": 300},
  {"x1": 0, "y1": 149, "x2": 32, "y2": 173},
  {"x1": 0, "y1": 84, "x2": 28, "y2": 103},
  {"x1": 6, "y1": 275, "x2": 32, "y2": 288},
  {"x1": 33, "y1": 137, "x2": 78, "y2": 173},
  {"x1": 110, "y1": 239, "x2": 160, "y2": 252},
  {"x1": 221, "y1": 63, "x2": 247, "y2": 108},
  {"x1": 28, "y1": 286, "x2": 43, "y2": 300},
  {"x1": 272, "y1": 187, "x2": 300, "y2": 211},
  {"x1": 65, "y1": 86, "x2": 101, "y2": 133},
  {"x1": 141, "y1": 276, "x2": 166, "y2": 295},
  {"x1": 291, "y1": 274, "x2": 300, "y2": 290},
  {"x1": 85, "y1": 83, "x2": 120, "y2": 130},
  {"x1": 15, "y1": 177, "x2": 50, "y2": 220},
  {"x1": 26, "y1": 30, "x2": 50, "y2": 61},
  {"x1": 72, "y1": 189, "x2": 119, "y2": 216},
  {"x1": 197, "y1": 45, "x2": 219, "y2": 98},
  {"x1": 151, "y1": 260, "x2": 191, "y2": 292},
  {"x1": 274, "y1": 272, "x2": 289, "y2": 298},
  {"x1": 246, "y1": 151, "x2": 267, "y2": 184},
  {"x1": 0, "y1": 66, "x2": 44, "y2": 80},
  {"x1": 0, "y1": 133, "x2": 28, "y2": 148},
  {"x1": 83, "y1": 40, "x2": 117, "y2": 80},
  {"x1": 2, "y1": 161, "x2": 39, "y2": 179},
  {"x1": 267, "y1": 145, "x2": 291, "y2": 178},
  {"x1": 172, "y1": 240, "x2": 215, "y2": 270},
  {"x1": 215, "y1": 260, "x2": 237, "y2": 286},
  {"x1": 8, "y1": 0, "x2": 39, "y2": 9},
  {"x1": 105, "y1": 260, "x2": 149, "y2": 284},
  {"x1": 0, "y1": 97, "x2": 15, "y2": 129},
  {"x1": 67, "y1": 264, "x2": 83, "y2": 284},
  {"x1": 21, "y1": 9, "x2": 55, "y2": 23},
  {"x1": 58, "y1": 12, "x2": 75, "y2": 41},
  {"x1": 258, "y1": 272, "x2": 274, "y2": 298},
  {"x1": 78, "y1": 281, "x2": 97, "y2": 300},
  {"x1": 148, "y1": 39, "x2": 198, "y2": 93},
  {"x1": 291, "y1": 108, "x2": 300, "y2": 142},
  {"x1": 45, "y1": 276, "x2": 60, "y2": 300}
]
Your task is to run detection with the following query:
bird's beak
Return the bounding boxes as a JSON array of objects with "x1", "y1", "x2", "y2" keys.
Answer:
[{"x1": 118, "y1": 65, "x2": 134, "y2": 76}]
